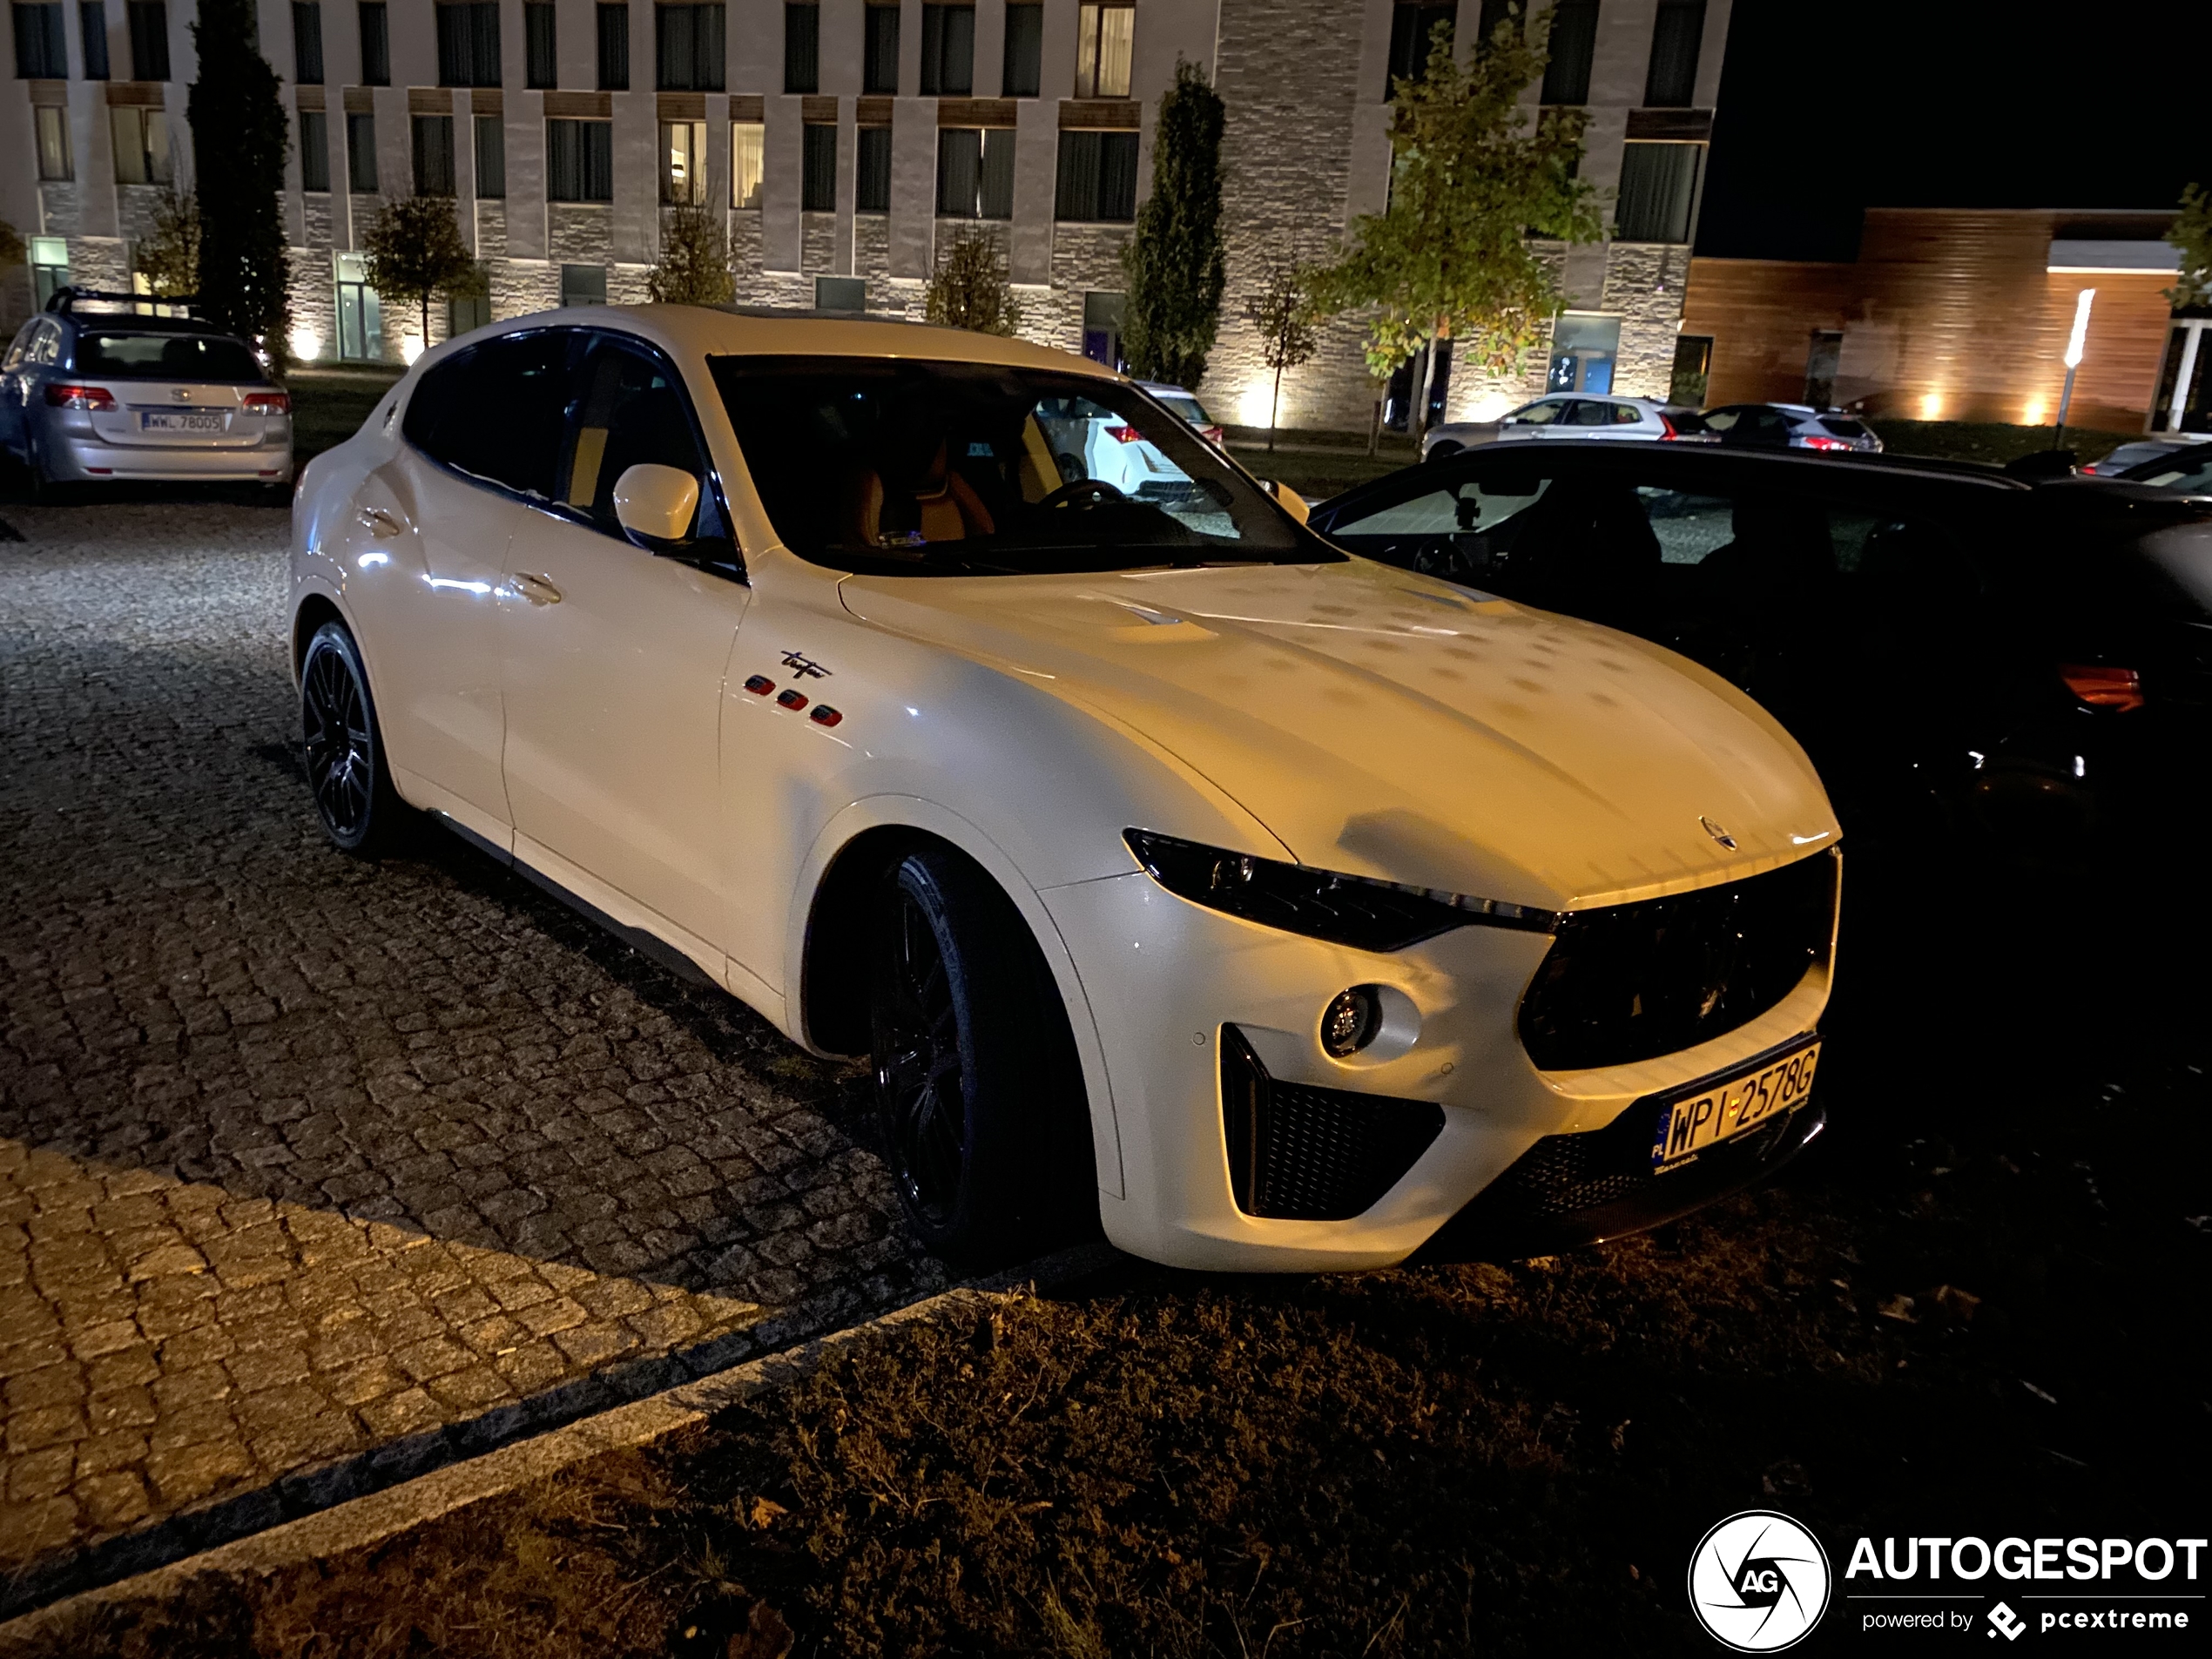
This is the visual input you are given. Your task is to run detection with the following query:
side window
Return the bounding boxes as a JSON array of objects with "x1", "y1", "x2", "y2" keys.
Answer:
[
  {"x1": 1, "y1": 326, "x2": 30, "y2": 372},
  {"x1": 404, "y1": 330, "x2": 577, "y2": 500},
  {"x1": 558, "y1": 337, "x2": 733, "y2": 551},
  {"x1": 1506, "y1": 399, "x2": 1562, "y2": 426},
  {"x1": 34, "y1": 324, "x2": 64, "y2": 366},
  {"x1": 1612, "y1": 402, "x2": 1643, "y2": 425},
  {"x1": 1566, "y1": 400, "x2": 1609, "y2": 427},
  {"x1": 1635, "y1": 488, "x2": 1738, "y2": 563},
  {"x1": 1703, "y1": 407, "x2": 1741, "y2": 433}
]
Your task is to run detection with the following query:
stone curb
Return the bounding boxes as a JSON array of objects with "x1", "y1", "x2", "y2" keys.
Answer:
[{"x1": 0, "y1": 1241, "x2": 1121, "y2": 1651}]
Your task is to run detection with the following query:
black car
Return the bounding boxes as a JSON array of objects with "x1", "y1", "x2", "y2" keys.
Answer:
[{"x1": 1308, "y1": 442, "x2": 2212, "y2": 869}]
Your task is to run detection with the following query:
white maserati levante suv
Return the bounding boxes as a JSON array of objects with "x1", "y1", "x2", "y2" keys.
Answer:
[{"x1": 289, "y1": 307, "x2": 1842, "y2": 1271}]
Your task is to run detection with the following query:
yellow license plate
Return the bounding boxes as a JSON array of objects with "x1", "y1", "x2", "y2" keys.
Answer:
[{"x1": 1651, "y1": 1039, "x2": 1821, "y2": 1172}]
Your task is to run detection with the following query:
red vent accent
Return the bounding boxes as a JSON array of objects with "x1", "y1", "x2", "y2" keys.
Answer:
[
  {"x1": 809, "y1": 705, "x2": 843, "y2": 727},
  {"x1": 776, "y1": 689, "x2": 809, "y2": 711},
  {"x1": 743, "y1": 675, "x2": 775, "y2": 695}
]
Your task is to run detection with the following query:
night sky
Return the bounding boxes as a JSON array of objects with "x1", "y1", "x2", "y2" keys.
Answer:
[{"x1": 1696, "y1": 0, "x2": 2209, "y2": 261}]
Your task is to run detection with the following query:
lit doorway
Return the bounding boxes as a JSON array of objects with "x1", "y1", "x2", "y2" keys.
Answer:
[{"x1": 336, "y1": 253, "x2": 383, "y2": 361}]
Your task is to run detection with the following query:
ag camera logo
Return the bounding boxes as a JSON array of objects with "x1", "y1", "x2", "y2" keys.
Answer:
[{"x1": 1688, "y1": 1510, "x2": 1832, "y2": 1651}]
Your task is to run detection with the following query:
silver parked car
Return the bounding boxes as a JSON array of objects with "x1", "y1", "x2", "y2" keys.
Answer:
[
  {"x1": 0, "y1": 289, "x2": 293, "y2": 496},
  {"x1": 2083, "y1": 435, "x2": 2209, "y2": 477},
  {"x1": 1701, "y1": 402, "x2": 1883, "y2": 455},
  {"x1": 1420, "y1": 393, "x2": 1708, "y2": 460}
]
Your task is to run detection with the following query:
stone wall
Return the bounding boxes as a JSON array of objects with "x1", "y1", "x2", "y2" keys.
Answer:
[{"x1": 1602, "y1": 242, "x2": 1696, "y2": 400}]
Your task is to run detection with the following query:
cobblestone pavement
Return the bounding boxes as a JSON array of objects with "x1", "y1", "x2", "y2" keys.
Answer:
[{"x1": 0, "y1": 502, "x2": 943, "y2": 1604}]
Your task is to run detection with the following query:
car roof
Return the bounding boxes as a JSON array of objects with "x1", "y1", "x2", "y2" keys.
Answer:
[{"x1": 57, "y1": 313, "x2": 234, "y2": 338}]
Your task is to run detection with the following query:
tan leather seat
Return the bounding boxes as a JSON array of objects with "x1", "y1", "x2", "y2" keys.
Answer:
[{"x1": 848, "y1": 440, "x2": 995, "y2": 548}]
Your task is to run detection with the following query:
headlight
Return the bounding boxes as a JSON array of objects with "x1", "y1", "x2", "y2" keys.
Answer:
[{"x1": 1124, "y1": 829, "x2": 1556, "y2": 952}]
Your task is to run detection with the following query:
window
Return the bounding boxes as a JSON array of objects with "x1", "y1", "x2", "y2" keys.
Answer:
[
  {"x1": 346, "y1": 111, "x2": 377, "y2": 191},
  {"x1": 855, "y1": 124, "x2": 890, "y2": 212},
  {"x1": 1081, "y1": 288, "x2": 1121, "y2": 367},
  {"x1": 661, "y1": 118, "x2": 705, "y2": 203},
  {"x1": 436, "y1": 0, "x2": 500, "y2": 86},
  {"x1": 335, "y1": 252, "x2": 382, "y2": 358},
  {"x1": 861, "y1": 0, "x2": 895, "y2": 94},
  {"x1": 413, "y1": 112, "x2": 455, "y2": 193},
  {"x1": 656, "y1": 2, "x2": 722, "y2": 91},
  {"x1": 79, "y1": 1, "x2": 106, "y2": 78},
  {"x1": 1540, "y1": 0, "x2": 1595, "y2": 105},
  {"x1": 1615, "y1": 141, "x2": 1702, "y2": 241},
  {"x1": 1384, "y1": 3, "x2": 1451, "y2": 93},
  {"x1": 814, "y1": 276, "x2": 863, "y2": 313},
  {"x1": 1474, "y1": 0, "x2": 1516, "y2": 49},
  {"x1": 75, "y1": 329, "x2": 262, "y2": 378},
  {"x1": 782, "y1": 0, "x2": 815, "y2": 92},
  {"x1": 731, "y1": 118, "x2": 763, "y2": 206},
  {"x1": 1318, "y1": 472, "x2": 1550, "y2": 587},
  {"x1": 1804, "y1": 329, "x2": 1843, "y2": 408},
  {"x1": 290, "y1": 1, "x2": 320, "y2": 81},
  {"x1": 548, "y1": 118, "x2": 613, "y2": 199},
  {"x1": 403, "y1": 329, "x2": 577, "y2": 498},
  {"x1": 919, "y1": 3, "x2": 971, "y2": 96},
  {"x1": 524, "y1": 0, "x2": 554, "y2": 85},
  {"x1": 801, "y1": 120, "x2": 834, "y2": 211},
  {"x1": 12, "y1": 3, "x2": 66, "y2": 78},
  {"x1": 36, "y1": 105, "x2": 71, "y2": 179},
  {"x1": 1055, "y1": 129, "x2": 1136, "y2": 221},
  {"x1": 125, "y1": 0, "x2": 164, "y2": 78},
  {"x1": 1072, "y1": 2, "x2": 1130, "y2": 98},
  {"x1": 448, "y1": 288, "x2": 489, "y2": 338},
  {"x1": 1669, "y1": 334, "x2": 1711, "y2": 406},
  {"x1": 1001, "y1": 0, "x2": 1039, "y2": 96},
  {"x1": 1644, "y1": 0, "x2": 1704, "y2": 107},
  {"x1": 597, "y1": 3, "x2": 627, "y2": 88},
  {"x1": 30, "y1": 238, "x2": 70, "y2": 309},
  {"x1": 1546, "y1": 315, "x2": 1619, "y2": 392},
  {"x1": 474, "y1": 111, "x2": 502, "y2": 195},
  {"x1": 937, "y1": 126, "x2": 1013, "y2": 219},
  {"x1": 560, "y1": 263, "x2": 606, "y2": 306},
  {"x1": 111, "y1": 105, "x2": 171, "y2": 183},
  {"x1": 357, "y1": 0, "x2": 387, "y2": 84},
  {"x1": 300, "y1": 108, "x2": 329, "y2": 189},
  {"x1": 560, "y1": 340, "x2": 716, "y2": 535}
]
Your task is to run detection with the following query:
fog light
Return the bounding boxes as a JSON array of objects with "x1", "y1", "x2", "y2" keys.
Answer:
[{"x1": 1321, "y1": 986, "x2": 1382, "y2": 1057}]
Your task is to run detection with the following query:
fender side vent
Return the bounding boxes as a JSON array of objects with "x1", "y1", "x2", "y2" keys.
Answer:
[{"x1": 1221, "y1": 1027, "x2": 1445, "y2": 1221}]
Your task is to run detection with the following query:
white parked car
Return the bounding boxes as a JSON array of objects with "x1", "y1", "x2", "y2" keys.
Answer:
[
  {"x1": 1422, "y1": 394, "x2": 1707, "y2": 460},
  {"x1": 1053, "y1": 381, "x2": 1228, "y2": 500},
  {"x1": 290, "y1": 307, "x2": 1841, "y2": 1271}
]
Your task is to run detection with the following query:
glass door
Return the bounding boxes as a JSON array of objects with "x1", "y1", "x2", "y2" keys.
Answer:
[{"x1": 335, "y1": 254, "x2": 384, "y2": 361}]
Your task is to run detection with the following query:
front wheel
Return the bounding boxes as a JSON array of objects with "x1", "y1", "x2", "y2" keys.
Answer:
[
  {"x1": 300, "y1": 620, "x2": 403, "y2": 853},
  {"x1": 868, "y1": 846, "x2": 1095, "y2": 1262}
]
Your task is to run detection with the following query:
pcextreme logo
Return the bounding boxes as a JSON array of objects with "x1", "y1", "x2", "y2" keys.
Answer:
[{"x1": 1688, "y1": 1510, "x2": 1833, "y2": 1652}]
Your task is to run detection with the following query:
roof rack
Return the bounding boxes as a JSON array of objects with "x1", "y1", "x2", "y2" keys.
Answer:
[{"x1": 44, "y1": 286, "x2": 201, "y2": 319}]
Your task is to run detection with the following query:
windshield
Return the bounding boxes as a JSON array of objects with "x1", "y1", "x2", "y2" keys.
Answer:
[
  {"x1": 1504, "y1": 400, "x2": 1564, "y2": 425},
  {"x1": 1159, "y1": 394, "x2": 1213, "y2": 427},
  {"x1": 73, "y1": 331, "x2": 265, "y2": 382},
  {"x1": 710, "y1": 357, "x2": 1333, "y2": 576}
]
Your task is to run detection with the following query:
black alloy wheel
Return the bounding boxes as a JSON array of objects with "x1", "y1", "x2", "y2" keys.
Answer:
[
  {"x1": 300, "y1": 620, "x2": 398, "y2": 853},
  {"x1": 874, "y1": 884, "x2": 969, "y2": 1231}
]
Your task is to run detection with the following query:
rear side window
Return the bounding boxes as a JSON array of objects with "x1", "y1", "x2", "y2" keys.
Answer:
[
  {"x1": 404, "y1": 330, "x2": 577, "y2": 501},
  {"x1": 1612, "y1": 403, "x2": 1643, "y2": 425},
  {"x1": 1818, "y1": 417, "x2": 1869, "y2": 439},
  {"x1": 1566, "y1": 401, "x2": 1611, "y2": 427},
  {"x1": 74, "y1": 332, "x2": 263, "y2": 381}
]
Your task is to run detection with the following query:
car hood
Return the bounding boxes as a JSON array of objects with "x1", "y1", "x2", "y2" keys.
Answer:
[{"x1": 838, "y1": 558, "x2": 1838, "y2": 911}]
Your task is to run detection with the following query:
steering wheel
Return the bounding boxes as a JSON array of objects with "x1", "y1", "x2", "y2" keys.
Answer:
[{"x1": 1039, "y1": 478, "x2": 1129, "y2": 511}]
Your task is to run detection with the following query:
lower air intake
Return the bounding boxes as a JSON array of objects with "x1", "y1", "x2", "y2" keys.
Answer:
[{"x1": 1221, "y1": 1027, "x2": 1445, "y2": 1221}]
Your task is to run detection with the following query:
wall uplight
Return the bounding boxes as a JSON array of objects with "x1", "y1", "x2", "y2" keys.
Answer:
[
  {"x1": 1919, "y1": 392, "x2": 1945, "y2": 421},
  {"x1": 2022, "y1": 398, "x2": 2047, "y2": 425},
  {"x1": 288, "y1": 327, "x2": 322, "y2": 362},
  {"x1": 401, "y1": 335, "x2": 426, "y2": 365}
]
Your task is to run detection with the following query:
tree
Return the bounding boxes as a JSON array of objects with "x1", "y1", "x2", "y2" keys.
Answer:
[
  {"x1": 187, "y1": 0, "x2": 291, "y2": 361},
  {"x1": 1121, "y1": 59, "x2": 1226, "y2": 388},
  {"x1": 2168, "y1": 183, "x2": 2211, "y2": 311},
  {"x1": 924, "y1": 229, "x2": 1022, "y2": 335},
  {"x1": 362, "y1": 194, "x2": 486, "y2": 351},
  {"x1": 0, "y1": 219, "x2": 23, "y2": 269},
  {"x1": 648, "y1": 202, "x2": 736, "y2": 305},
  {"x1": 1306, "y1": 6, "x2": 1601, "y2": 447},
  {"x1": 136, "y1": 188, "x2": 202, "y2": 298},
  {"x1": 1245, "y1": 263, "x2": 1318, "y2": 449}
]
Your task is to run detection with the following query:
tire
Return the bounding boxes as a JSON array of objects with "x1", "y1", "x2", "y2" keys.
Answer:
[
  {"x1": 867, "y1": 846, "x2": 1096, "y2": 1262},
  {"x1": 300, "y1": 620, "x2": 404, "y2": 853}
]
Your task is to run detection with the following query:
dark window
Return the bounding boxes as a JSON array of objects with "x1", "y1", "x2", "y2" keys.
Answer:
[
  {"x1": 1055, "y1": 129, "x2": 1136, "y2": 221},
  {"x1": 291, "y1": 1, "x2": 321, "y2": 82},
  {"x1": 547, "y1": 118, "x2": 613, "y2": 199},
  {"x1": 435, "y1": 0, "x2": 500, "y2": 86},
  {"x1": 855, "y1": 125, "x2": 890, "y2": 212},
  {"x1": 13, "y1": 3, "x2": 66, "y2": 77},
  {"x1": 79, "y1": 1, "x2": 106, "y2": 78},
  {"x1": 801, "y1": 121, "x2": 835, "y2": 210},
  {"x1": 1384, "y1": 3, "x2": 1451, "y2": 93},
  {"x1": 656, "y1": 2, "x2": 722, "y2": 90},
  {"x1": 35, "y1": 105, "x2": 70, "y2": 176},
  {"x1": 861, "y1": 0, "x2": 895, "y2": 93},
  {"x1": 1615, "y1": 140, "x2": 1701, "y2": 241},
  {"x1": 815, "y1": 275, "x2": 863, "y2": 312},
  {"x1": 448, "y1": 288, "x2": 489, "y2": 337},
  {"x1": 346, "y1": 110, "x2": 377, "y2": 192},
  {"x1": 300, "y1": 108, "x2": 329, "y2": 189},
  {"x1": 1540, "y1": 0, "x2": 1595, "y2": 105},
  {"x1": 524, "y1": 0, "x2": 554, "y2": 85},
  {"x1": 474, "y1": 111, "x2": 503, "y2": 195},
  {"x1": 125, "y1": 0, "x2": 164, "y2": 78},
  {"x1": 1668, "y1": 334, "x2": 1711, "y2": 406},
  {"x1": 403, "y1": 329, "x2": 577, "y2": 501},
  {"x1": 1643, "y1": 0, "x2": 1703, "y2": 107},
  {"x1": 1001, "y1": 0, "x2": 1039, "y2": 96},
  {"x1": 937, "y1": 126, "x2": 1012, "y2": 219},
  {"x1": 561, "y1": 262, "x2": 605, "y2": 304},
  {"x1": 782, "y1": 0, "x2": 815, "y2": 92},
  {"x1": 74, "y1": 330, "x2": 263, "y2": 380},
  {"x1": 919, "y1": 2, "x2": 971, "y2": 95},
  {"x1": 1474, "y1": 0, "x2": 1515, "y2": 49},
  {"x1": 596, "y1": 3, "x2": 627, "y2": 88},
  {"x1": 412, "y1": 112, "x2": 454, "y2": 193},
  {"x1": 356, "y1": 0, "x2": 387, "y2": 84},
  {"x1": 560, "y1": 339, "x2": 714, "y2": 536}
]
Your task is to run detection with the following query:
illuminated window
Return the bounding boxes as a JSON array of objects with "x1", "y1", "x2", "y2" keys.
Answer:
[
  {"x1": 111, "y1": 105, "x2": 171, "y2": 184},
  {"x1": 661, "y1": 118, "x2": 706, "y2": 203},
  {"x1": 731, "y1": 118, "x2": 764, "y2": 206},
  {"x1": 36, "y1": 105, "x2": 71, "y2": 180},
  {"x1": 1073, "y1": 2, "x2": 1131, "y2": 98}
]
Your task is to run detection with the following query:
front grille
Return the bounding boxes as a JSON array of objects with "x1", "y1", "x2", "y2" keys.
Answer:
[
  {"x1": 1221, "y1": 1028, "x2": 1445, "y2": 1220},
  {"x1": 1519, "y1": 849, "x2": 1837, "y2": 1072}
]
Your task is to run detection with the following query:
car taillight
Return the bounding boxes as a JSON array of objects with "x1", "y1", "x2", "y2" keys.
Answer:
[
  {"x1": 1799, "y1": 434, "x2": 1852, "y2": 452},
  {"x1": 1200, "y1": 425, "x2": 1225, "y2": 445},
  {"x1": 2059, "y1": 664, "x2": 2145, "y2": 711},
  {"x1": 1105, "y1": 425, "x2": 1146, "y2": 444},
  {"x1": 242, "y1": 390, "x2": 292, "y2": 414},
  {"x1": 44, "y1": 383, "x2": 116, "y2": 410},
  {"x1": 1656, "y1": 413, "x2": 1677, "y2": 440}
]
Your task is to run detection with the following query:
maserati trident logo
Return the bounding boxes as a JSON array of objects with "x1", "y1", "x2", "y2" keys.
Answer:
[
  {"x1": 1701, "y1": 815, "x2": 1738, "y2": 850},
  {"x1": 1687, "y1": 1510, "x2": 1831, "y2": 1651},
  {"x1": 780, "y1": 650, "x2": 831, "y2": 680}
]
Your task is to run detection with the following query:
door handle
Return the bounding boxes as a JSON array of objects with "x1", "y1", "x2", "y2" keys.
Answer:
[
  {"x1": 511, "y1": 570, "x2": 563, "y2": 605},
  {"x1": 356, "y1": 505, "x2": 406, "y2": 538}
]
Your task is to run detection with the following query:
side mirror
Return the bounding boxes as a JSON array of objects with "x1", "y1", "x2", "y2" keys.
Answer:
[
  {"x1": 612, "y1": 462, "x2": 701, "y2": 547},
  {"x1": 1260, "y1": 479, "x2": 1311, "y2": 524}
]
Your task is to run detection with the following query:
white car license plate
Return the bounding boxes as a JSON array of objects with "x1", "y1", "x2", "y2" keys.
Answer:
[
  {"x1": 1651, "y1": 1039, "x2": 1820, "y2": 1172},
  {"x1": 141, "y1": 411, "x2": 224, "y2": 433}
]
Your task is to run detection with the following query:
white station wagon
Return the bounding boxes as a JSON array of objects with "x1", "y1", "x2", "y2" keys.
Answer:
[{"x1": 289, "y1": 307, "x2": 1842, "y2": 1271}]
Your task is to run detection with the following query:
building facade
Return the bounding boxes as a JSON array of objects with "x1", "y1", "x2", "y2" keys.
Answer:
[{"x1": 5, "y1": 0, "x2": 1730, "y2": 431}]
